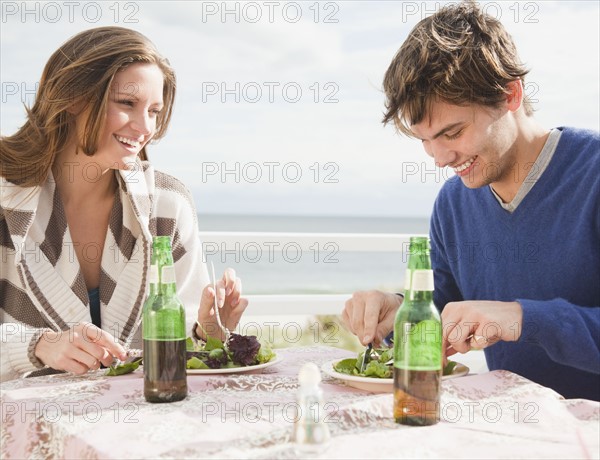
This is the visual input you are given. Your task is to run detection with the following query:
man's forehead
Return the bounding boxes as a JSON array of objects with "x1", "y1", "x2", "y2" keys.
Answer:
[
  {"x1": 412, "y1": 103, "x2": 474, "y2": 128},
  {"x1": 410, "y1": 103, "x2": 475, "y2": 139}
]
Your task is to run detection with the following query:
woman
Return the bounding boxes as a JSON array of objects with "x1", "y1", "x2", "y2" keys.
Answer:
[{"x1": 0, "y1": 27, "x2": 247, "y2": 381}]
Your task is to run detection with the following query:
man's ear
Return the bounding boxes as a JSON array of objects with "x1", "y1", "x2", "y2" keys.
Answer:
[{"x1": 505, "y1": 80, "x2": 523, "y2": 112}]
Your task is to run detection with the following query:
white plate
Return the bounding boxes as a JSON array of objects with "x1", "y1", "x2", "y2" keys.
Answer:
[
  {"x1": 321, "y1": 360, "x2": 469, "y2": 393},
  {"x1": 187, "y1": 356, "x2": 283, "y2": 375}
]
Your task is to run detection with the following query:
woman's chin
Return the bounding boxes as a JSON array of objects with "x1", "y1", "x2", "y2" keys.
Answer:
[{"x1": 114, "y1": 156, "x2": 139, "y2": 171}]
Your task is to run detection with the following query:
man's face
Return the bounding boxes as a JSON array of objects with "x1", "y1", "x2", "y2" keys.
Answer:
[{"x1": 410, "y1": 100, "x2": 518, "y2": 189}]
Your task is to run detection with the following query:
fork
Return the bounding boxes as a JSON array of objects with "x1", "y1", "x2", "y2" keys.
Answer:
[
  {"x1": 359, "y1": 343, "x2": 373, "y2": 373},
  {"x1": 210, "y1": 261, "x2": 231, "y2": 342},
  {"x1": 113, "y1": 316, "x2": 142, "y2": 367}
]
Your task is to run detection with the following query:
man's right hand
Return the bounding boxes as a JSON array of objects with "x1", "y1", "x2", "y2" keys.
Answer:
[
  {"x1": 342, "y1": 290, "x2": 403, "y2": 346},
  {"x1": 34, "y1": 322, "x2": 127, "y2": 375}
]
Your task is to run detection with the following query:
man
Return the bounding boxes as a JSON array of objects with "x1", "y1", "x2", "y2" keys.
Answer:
[{"x1": 342, "y1": 1, "x2": 599, "y2": 400}]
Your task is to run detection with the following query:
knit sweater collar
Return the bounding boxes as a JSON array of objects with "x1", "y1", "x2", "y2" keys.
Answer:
[
  {"x1": 1, "y1": 158, "x2": 153, "y2": 266},
  {"x1": 1, "y1": 159, "x2": 154, "y2": 337}
]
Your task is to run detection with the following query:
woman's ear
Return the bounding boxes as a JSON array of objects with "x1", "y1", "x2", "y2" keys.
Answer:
[
  {"x1": 66, "y1": 98, "x2": 86, "y2": 115},
  {"x1": 505, "y1": 80, "x2": 523, "y2": 112}
]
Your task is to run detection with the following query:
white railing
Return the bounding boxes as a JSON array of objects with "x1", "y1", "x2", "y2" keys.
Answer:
[
  {"x1": 198, "y1": 231, "x2": 421, "y2": 315},
  {"x1": 198, "y1": 231, "x2": 490, "y2": 373},
  {"x1": 199, "y1": 231, "x2": 425, "y2": 253},
  {"x1": 240, "y1": 294, "x2": 350, "y2": 315}
]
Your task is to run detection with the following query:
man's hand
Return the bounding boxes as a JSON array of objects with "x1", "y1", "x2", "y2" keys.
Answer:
[
  {"x1": 196, "y1": 268, "x2": 248, "y2": 341},
  {"x1": 442, "y1": 300, "x2": 523, "y2": 358},
  {"x1": 34, "y1": 322, "x2": 127, "y2": 374},
  {"x1": 342, "y1": 290, "x2": 403, "y2": 346}
]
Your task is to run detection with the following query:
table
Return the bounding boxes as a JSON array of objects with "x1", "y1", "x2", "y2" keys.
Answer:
[{"x1": 1, "y1": 346, "x2": 598, "y2": 459}]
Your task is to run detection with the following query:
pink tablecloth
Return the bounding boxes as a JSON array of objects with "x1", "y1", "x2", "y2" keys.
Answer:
[{"x1": 1, "y1": 346, "x2": 598, "y2": 459}]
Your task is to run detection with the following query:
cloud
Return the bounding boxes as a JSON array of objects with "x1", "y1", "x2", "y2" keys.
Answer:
[{"x1": 1, "y1": 1, "x2": 598, "y2": 216}]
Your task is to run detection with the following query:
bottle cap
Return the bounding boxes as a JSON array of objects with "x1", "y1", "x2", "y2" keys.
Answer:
[{"x1": 298, "y1": 362, "x2": 321, "y2": 387}]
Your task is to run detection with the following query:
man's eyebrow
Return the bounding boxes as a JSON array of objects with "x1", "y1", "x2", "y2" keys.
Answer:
[{"x1": 415, "y1": 122, "x2": 465, "y2": 141}]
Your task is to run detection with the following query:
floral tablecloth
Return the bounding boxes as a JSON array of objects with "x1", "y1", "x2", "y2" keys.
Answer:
[{"x1": 1, "y1": 346, "x2": 598, "y2": 459}]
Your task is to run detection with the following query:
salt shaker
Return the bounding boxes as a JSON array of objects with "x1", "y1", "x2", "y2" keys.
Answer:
[{"x1": 293, "y1": 362, "x2": 331, "y2": 454}]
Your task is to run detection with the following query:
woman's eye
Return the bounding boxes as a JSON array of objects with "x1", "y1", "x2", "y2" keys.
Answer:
[
  {"x1": 150, "y1": 108, "x2": 162, "y2": 116},
  {"x1": 118, "y1": 100, "x2": 134, "y2": 107}
]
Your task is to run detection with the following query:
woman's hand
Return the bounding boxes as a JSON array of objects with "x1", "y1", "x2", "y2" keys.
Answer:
[
  {"x1": 34, "y1": 323, "x2": 127, "y2": 374},
  {"x1": 195, "y1": 268, "x2": 249, "y2": 341}
]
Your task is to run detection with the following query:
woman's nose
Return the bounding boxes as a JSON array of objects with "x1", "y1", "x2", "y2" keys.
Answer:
[{"x1": 130, "y1": 110, "x2": 153, "y2": 136}]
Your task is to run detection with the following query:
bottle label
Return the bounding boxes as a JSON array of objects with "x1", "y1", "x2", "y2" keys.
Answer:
[
  {"x1": 148, "y1": 264, "x2": 159, "y2": 284},
  {"x1": 161, "y1": 266, "x2": 177, "y2": 284},
  {"x1": 410, "y1": 270, "x2": 434, "y2": 292}
]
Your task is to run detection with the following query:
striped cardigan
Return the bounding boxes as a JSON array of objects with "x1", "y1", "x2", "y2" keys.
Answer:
[{"x1": 0, "y1": 159, "x2": 209, "y2": 381}]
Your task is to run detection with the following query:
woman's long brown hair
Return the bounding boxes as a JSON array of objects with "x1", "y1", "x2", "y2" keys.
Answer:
[{"x1": 0, "y1": 26, "x2": 176, "y2": 187}]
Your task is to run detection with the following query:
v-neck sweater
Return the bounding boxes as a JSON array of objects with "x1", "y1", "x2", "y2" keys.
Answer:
[
  {"x1": 430, "y1": 126, "x2": 600, "y2": 400},
  {"x1": 1, "y1": 159, "x2": 209, "y2": 381}
]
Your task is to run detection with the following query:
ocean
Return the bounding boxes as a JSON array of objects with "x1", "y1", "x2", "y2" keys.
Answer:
[{"x1": 198, "y1": 214, "x2": 429, "y2": 295}]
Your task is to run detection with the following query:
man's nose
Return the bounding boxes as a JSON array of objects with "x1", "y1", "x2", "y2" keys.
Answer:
[{"x1": 430, "y1": 142, "x2": 457, "y2": 168}]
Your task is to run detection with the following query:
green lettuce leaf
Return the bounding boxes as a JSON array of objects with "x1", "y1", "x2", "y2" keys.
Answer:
[
  {"x1": 443, "y1": 360, "x2": 457, "y2": 376},
  {"x1": 363, "y1": 361, "x2": 392, "y2": 378},
  {"x1": 187, "y1": 356, "x2": 209, "y2": 369},
  {"x1": 105, "y1": 357, "x2": 142, "y2": 376},
  {"x1": 256, "y1": 343, "x2": 276, "y2": 364},
  {"x1": 186, "y1": 337, "x2": 197, "y2": 352},
  {"x1": 333, "y1": 358, "x2": 357, "y2": 375},
  {"x1": 204, "y1": 335, "x2": 225, "y2": 352}
]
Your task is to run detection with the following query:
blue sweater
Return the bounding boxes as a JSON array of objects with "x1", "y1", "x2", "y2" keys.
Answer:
[{"x1": 430, "y1": 127, "x2": 600, "y2": 400}]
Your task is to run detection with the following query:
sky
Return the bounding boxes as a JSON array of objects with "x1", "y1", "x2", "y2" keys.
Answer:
[{"x1": 1, "y1": 1, "x2": 599, "y2": 217}]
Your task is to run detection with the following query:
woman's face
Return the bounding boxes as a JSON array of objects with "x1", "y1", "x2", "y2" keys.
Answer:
[{"x1": 75, "y1": 62, "x2": 165, "y2": 171}]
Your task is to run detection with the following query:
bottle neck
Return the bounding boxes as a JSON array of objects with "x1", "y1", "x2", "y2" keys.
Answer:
[
  {"x1": 149, "y1": 282, "x2": 177, "y2": 296},
  {"x1": 148, "y1": 264, "x2": 178, "y2": 296},
  {"x1": 404, "y1": 268, "x2": 434, "y2": 303},
  {"x1": 407, "y1": 289, "x2": 434, "y2": 303}
]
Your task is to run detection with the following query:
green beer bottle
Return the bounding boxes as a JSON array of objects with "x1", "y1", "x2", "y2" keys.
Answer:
[
  {"x1": 393, "y1": 236, "x2": 442, "y2": 425},
  {"x1": 143, "y1": 236, "x2": 188, "y2": 403}
]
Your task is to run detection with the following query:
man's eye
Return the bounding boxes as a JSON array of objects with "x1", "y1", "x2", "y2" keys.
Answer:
[{"x1": 446, "y1": 130, "x2": 463, "y2": 140}]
